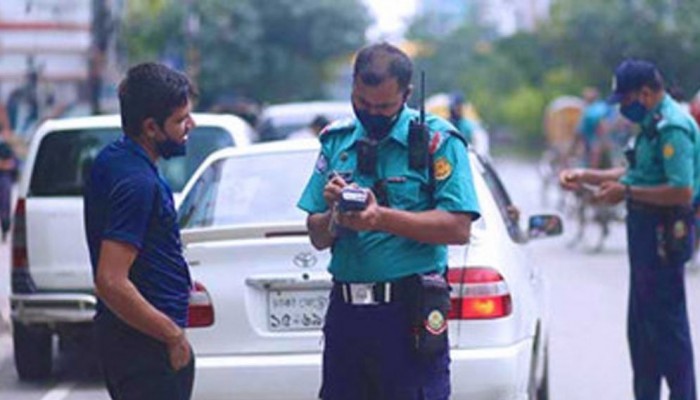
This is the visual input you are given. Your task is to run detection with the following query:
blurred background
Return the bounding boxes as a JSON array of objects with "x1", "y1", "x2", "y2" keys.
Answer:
[{"x1": 2, "y1": 0, "x2": 699, "y2": 156}]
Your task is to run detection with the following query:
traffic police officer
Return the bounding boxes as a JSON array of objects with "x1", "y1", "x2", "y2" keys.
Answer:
[
  {"x1": 448, "y1": 92, "x2": 475, "y2": 143},
  {"x1": 560, "y1": 59, "x2": 700, "y2": 400},
  {"x1": 298, "y1": 43, "x2": 480, "y2": 399}
]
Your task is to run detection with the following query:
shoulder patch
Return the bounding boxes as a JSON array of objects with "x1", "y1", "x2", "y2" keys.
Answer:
[
  {"x1": 663, "y1": 143, "x2": 675, "y2": 159},
  {"x1": 314, "y1": 153, "x2": 328, "y2": 174},
  {"x1": 434, "y1": 157, "x2": 452, "y2": 181}
]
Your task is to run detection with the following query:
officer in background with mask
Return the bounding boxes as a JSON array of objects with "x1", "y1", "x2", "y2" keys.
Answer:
[
  {"x1": 84, "y1": 63, "x2": 197, "y2": 400},
  {"x1": 447, "y1": 91, "x2": 474, "y2": 143},
  {"x1": 560, "y1": 59, "x2": 700, "y2": 400},
  {"x1": 297, "y1": 42, "x2": 480, "y2": 399}
]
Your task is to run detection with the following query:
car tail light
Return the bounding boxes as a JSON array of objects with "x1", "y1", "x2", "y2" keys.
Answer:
[
  {"x1": 187, "y1": 281, "x2": 214, "y2": 328},
  {"x1": 11, "y1": 198, "x2": 27, "y2": 270},
  {"x1": 11, "y1": 198, "x2": 36, "y2": 294},
  {"x1": 447, "y1": 267, "x2": 512, "y2": 320}
]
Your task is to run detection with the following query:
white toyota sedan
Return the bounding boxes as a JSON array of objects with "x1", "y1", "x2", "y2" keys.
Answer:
[{"x1": 179, "y1": 139, "x2": 562, "y2": 400}]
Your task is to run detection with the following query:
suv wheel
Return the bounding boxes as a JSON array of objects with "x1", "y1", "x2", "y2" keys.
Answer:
[{"x1": 13, "y1": 322, "x2": 53, "y2": 380}]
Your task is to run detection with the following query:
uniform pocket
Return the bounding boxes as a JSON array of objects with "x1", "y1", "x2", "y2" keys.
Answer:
[
  {"x1": 662, "y1": 208, "x2": 695, "y2": 266},
  {"x1": 386, "y1": 178, "x2": 422, "y2": 210},
  {"x1": 410, "y1": 273, "x2": 451, "y2": 359}
]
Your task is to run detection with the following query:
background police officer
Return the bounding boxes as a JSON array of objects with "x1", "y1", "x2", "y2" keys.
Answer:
[
  {"x1": 560, "y1": 59, "x2": 700, "y2": 400},
  {"x1": 297, "y1": 42, "x2": 480, "y2": 400}
]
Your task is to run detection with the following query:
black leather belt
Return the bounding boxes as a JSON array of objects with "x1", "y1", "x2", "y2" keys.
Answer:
[{"x1": 334, "y1": 274, "x2": 424, "y2": 305}]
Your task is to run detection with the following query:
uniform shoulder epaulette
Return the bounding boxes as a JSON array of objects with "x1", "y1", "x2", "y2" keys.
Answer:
[
  {"x1": 318, "y1": 118, "x2": 356, "y2": 141},
  {"x1": 424, "y1": 113, "x2": 468, "y2": 150},
  {"x1": 656, "y1": 113, "x2": 690, "y2": 137}
]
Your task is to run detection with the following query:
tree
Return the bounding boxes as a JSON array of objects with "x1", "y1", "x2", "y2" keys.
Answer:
[
  {"x1": 547, "y1": 0, "x2": 700, "y2": 97},
  {"x1": 121, "y1": 0, "x2": 370, "y2": 107}
]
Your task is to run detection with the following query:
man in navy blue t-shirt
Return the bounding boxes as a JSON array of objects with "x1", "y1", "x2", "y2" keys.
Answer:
[{"x1": 84, "y1": 63, "x2": 197, "y2": 400}]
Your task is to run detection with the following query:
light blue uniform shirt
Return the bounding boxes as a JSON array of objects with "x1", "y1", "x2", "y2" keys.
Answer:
[
  {"x1": 297, "y1": 106, "x2": 481, "y2": 282},
  {"x1": 578, "y1": 100, "x2": 611, "y2": 144},
  {"x1": 621, "y1": 94, "x2": 700, "y2": 199},
  {"x1": 451, "y1": 117, "x2": 474, "y2": 143}
]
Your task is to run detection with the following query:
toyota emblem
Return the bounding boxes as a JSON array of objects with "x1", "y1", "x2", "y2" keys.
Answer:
[{"x1": 293, "y1": 252, "x2": 317, "y2": 268}]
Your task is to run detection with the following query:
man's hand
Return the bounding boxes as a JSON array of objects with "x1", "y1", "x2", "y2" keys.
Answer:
[
  {"x1": 595, "y1": 181, "x2": 625, "y2": 205},
  {"x1": 323, "y1": 174, "x2": 347, "y2": 210},
  {"x1": 559, "y1": 168, "x2": 585, "y2": 191},
  {"x1": 336, "y1": 189, "x2": 382, "y2": 231},
  {"x1": 166, "y1": 329, "x2": 192, "y2": 371}
]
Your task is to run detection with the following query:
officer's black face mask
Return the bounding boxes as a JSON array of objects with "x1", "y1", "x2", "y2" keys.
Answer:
[{"x1": 353, "y1": 105, "x2": 402, "y2": 140}]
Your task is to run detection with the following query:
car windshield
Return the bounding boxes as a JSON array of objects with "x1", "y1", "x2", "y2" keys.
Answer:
[
  {"x1": 178, "y1": 149, "x2": 316, "y2": 228},
  {"x1": 29, "y1": 126, "x2": 236, "y2": 196}
]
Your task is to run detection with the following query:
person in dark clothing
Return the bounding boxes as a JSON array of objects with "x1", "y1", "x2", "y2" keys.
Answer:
[
  {"x1": 0, "y1": 132, "x2": 17, "y2": 242},
  {"x1": 83, "y1": 62, "x2": 197, "y2": 400}
]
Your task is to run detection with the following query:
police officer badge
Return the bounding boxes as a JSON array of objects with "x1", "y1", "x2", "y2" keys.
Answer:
[
  {"x1": 425, "y1": 309, "x2": 447, "y2": 335},
  {"x1": 674, "y1": 219, "x2": 687, "y2": 239},
  {"x1": 433, "y1": 157, "x2": 452, "y2": 181}
]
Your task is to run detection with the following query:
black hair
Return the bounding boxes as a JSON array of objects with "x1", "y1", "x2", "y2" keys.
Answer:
[
  {"x1": 118, "y1": 62, "x2": 197, "y2": 137},
  {"x1": 353, "y1": 42, "x2": 413, "y2": 91},
  {"x1": 310, "y1": 115, "x2": 330, "y2": 129}
]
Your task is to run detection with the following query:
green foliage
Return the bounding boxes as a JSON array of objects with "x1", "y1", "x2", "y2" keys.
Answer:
[
  {"x1": 500, "y1": 85, "x2": 547, "y2": 145},
  {"x1": 121, "y1": 0, "x2": 370, "y2": 107},
  {"x1": 406, "y1": 0, "x2": 700, "y2": 152}
]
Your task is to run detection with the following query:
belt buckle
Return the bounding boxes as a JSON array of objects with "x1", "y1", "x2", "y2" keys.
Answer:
[{"x1": 348, "y1": 283, "x2": 377, "y2": 305}]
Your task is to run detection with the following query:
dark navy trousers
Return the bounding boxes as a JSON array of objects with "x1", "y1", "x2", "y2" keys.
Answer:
[
  {"x1": 627, "y1": 205, "x2": 696, "y2": 400},
  {"x1": 320, "y1": 286, "x2": 450, "y2": 400},
  {"x1": 94, "y1": 313, "x2": 195, "y2": 400}
]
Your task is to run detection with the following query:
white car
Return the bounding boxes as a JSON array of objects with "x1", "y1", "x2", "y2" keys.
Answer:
[
  {"x1": 256, "y1": 101, "x2": 353, "y2": 141},
  {"x1": 178, "y1": 139, "x2": 562, "y2": 400},
  {"x1": 9, "y1": 113, "x2": 253, "y2": 380}
]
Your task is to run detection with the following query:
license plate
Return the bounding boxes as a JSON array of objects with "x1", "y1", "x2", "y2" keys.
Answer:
[{"x1": 267, "y1": 289, "x2": 329, "y2": 331}]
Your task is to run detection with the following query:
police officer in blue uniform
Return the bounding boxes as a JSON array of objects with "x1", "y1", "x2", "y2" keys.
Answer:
[
  {"x1": 448, "y1": 92, "x2": 475, "y2": 143},
  {"x1": 298, "y1": 43, "x2": 481, "y2": 400},
  {"x1": 560, "y1": 59, "x2": 700, "y2": 400},
  {"x1": 84, "y1": 63, "x2": 197, "y2": 400}
]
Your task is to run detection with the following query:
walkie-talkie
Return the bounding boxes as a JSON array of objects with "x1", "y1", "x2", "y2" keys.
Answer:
[{"x1": 408, "y1": 71, "x2": 429, "y2": 170}]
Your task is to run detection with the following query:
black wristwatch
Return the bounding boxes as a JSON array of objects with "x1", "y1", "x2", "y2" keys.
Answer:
[{"x1": 624, "y1": 184, "x2": 632, "y2": 200}]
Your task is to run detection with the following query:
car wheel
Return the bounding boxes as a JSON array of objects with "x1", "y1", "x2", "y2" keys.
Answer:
[{"x1": 13, "y1": 321, "x2": 53, "y2": 380}]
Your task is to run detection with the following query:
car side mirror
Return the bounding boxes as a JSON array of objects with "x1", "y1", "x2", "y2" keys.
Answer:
[{"x1": 527, "y1": 214, "x2": 563, "y2": 240}]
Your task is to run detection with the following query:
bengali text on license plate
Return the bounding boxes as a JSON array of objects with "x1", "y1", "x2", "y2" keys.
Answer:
[{"x1": 267, "y1": 289, "x2": 329, "y2": 331}]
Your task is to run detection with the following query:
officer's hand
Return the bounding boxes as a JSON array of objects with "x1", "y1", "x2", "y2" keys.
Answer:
[
  {"x1": 323, "y1": 175, "x2": 347, "y2": 209},
  {"x1": 594, "y1": 181, "x2": 624, "y2": 205},
  {"x1": 337, "y1": 189, "x2": 381, "y2": 231},
  {"x1": 559, "y1": 168, "x2": 585, "y2": 191},
  {"x1": 166, "y1": 330, "x2": 192, "y2": 371}
]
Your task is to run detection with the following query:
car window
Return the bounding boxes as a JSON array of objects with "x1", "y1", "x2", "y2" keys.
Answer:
[
  {"x1": 158, "y1": 127, "x2": 236, "y2": 192},
  {"x1": 29, "y1": 129, "x2": 120, "y2": 196},
  {"x1": 29, "y1": 126, "x2": 235, "y2": 196},
  {"x1": 474, "y1": 156, "x2": 523, "y2": 242},
  {"x1": 179, "y1": 150, "x2": 316, "y2": 228}
]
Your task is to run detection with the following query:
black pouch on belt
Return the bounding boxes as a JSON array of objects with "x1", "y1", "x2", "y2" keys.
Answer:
[
  {"x1": 660, "y1": 206, "x2": 695, "y2": 266},
  {"x1": 410, "y1": 272, "x2": 451, "y2": 358}
]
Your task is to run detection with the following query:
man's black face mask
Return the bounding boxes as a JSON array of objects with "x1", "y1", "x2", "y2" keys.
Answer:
[{"x1": 353, "y1": 105, "x2": 402, "y2": 140}]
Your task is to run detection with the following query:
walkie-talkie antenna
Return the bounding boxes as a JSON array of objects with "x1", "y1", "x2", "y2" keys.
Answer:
[{"x1": 420, "y1": 70, "x2": 425, "y2": 124}]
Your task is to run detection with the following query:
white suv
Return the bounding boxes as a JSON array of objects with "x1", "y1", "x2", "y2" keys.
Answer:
[{"x1": 9, "y1": 113, "x2": 252, "y2": 380}]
